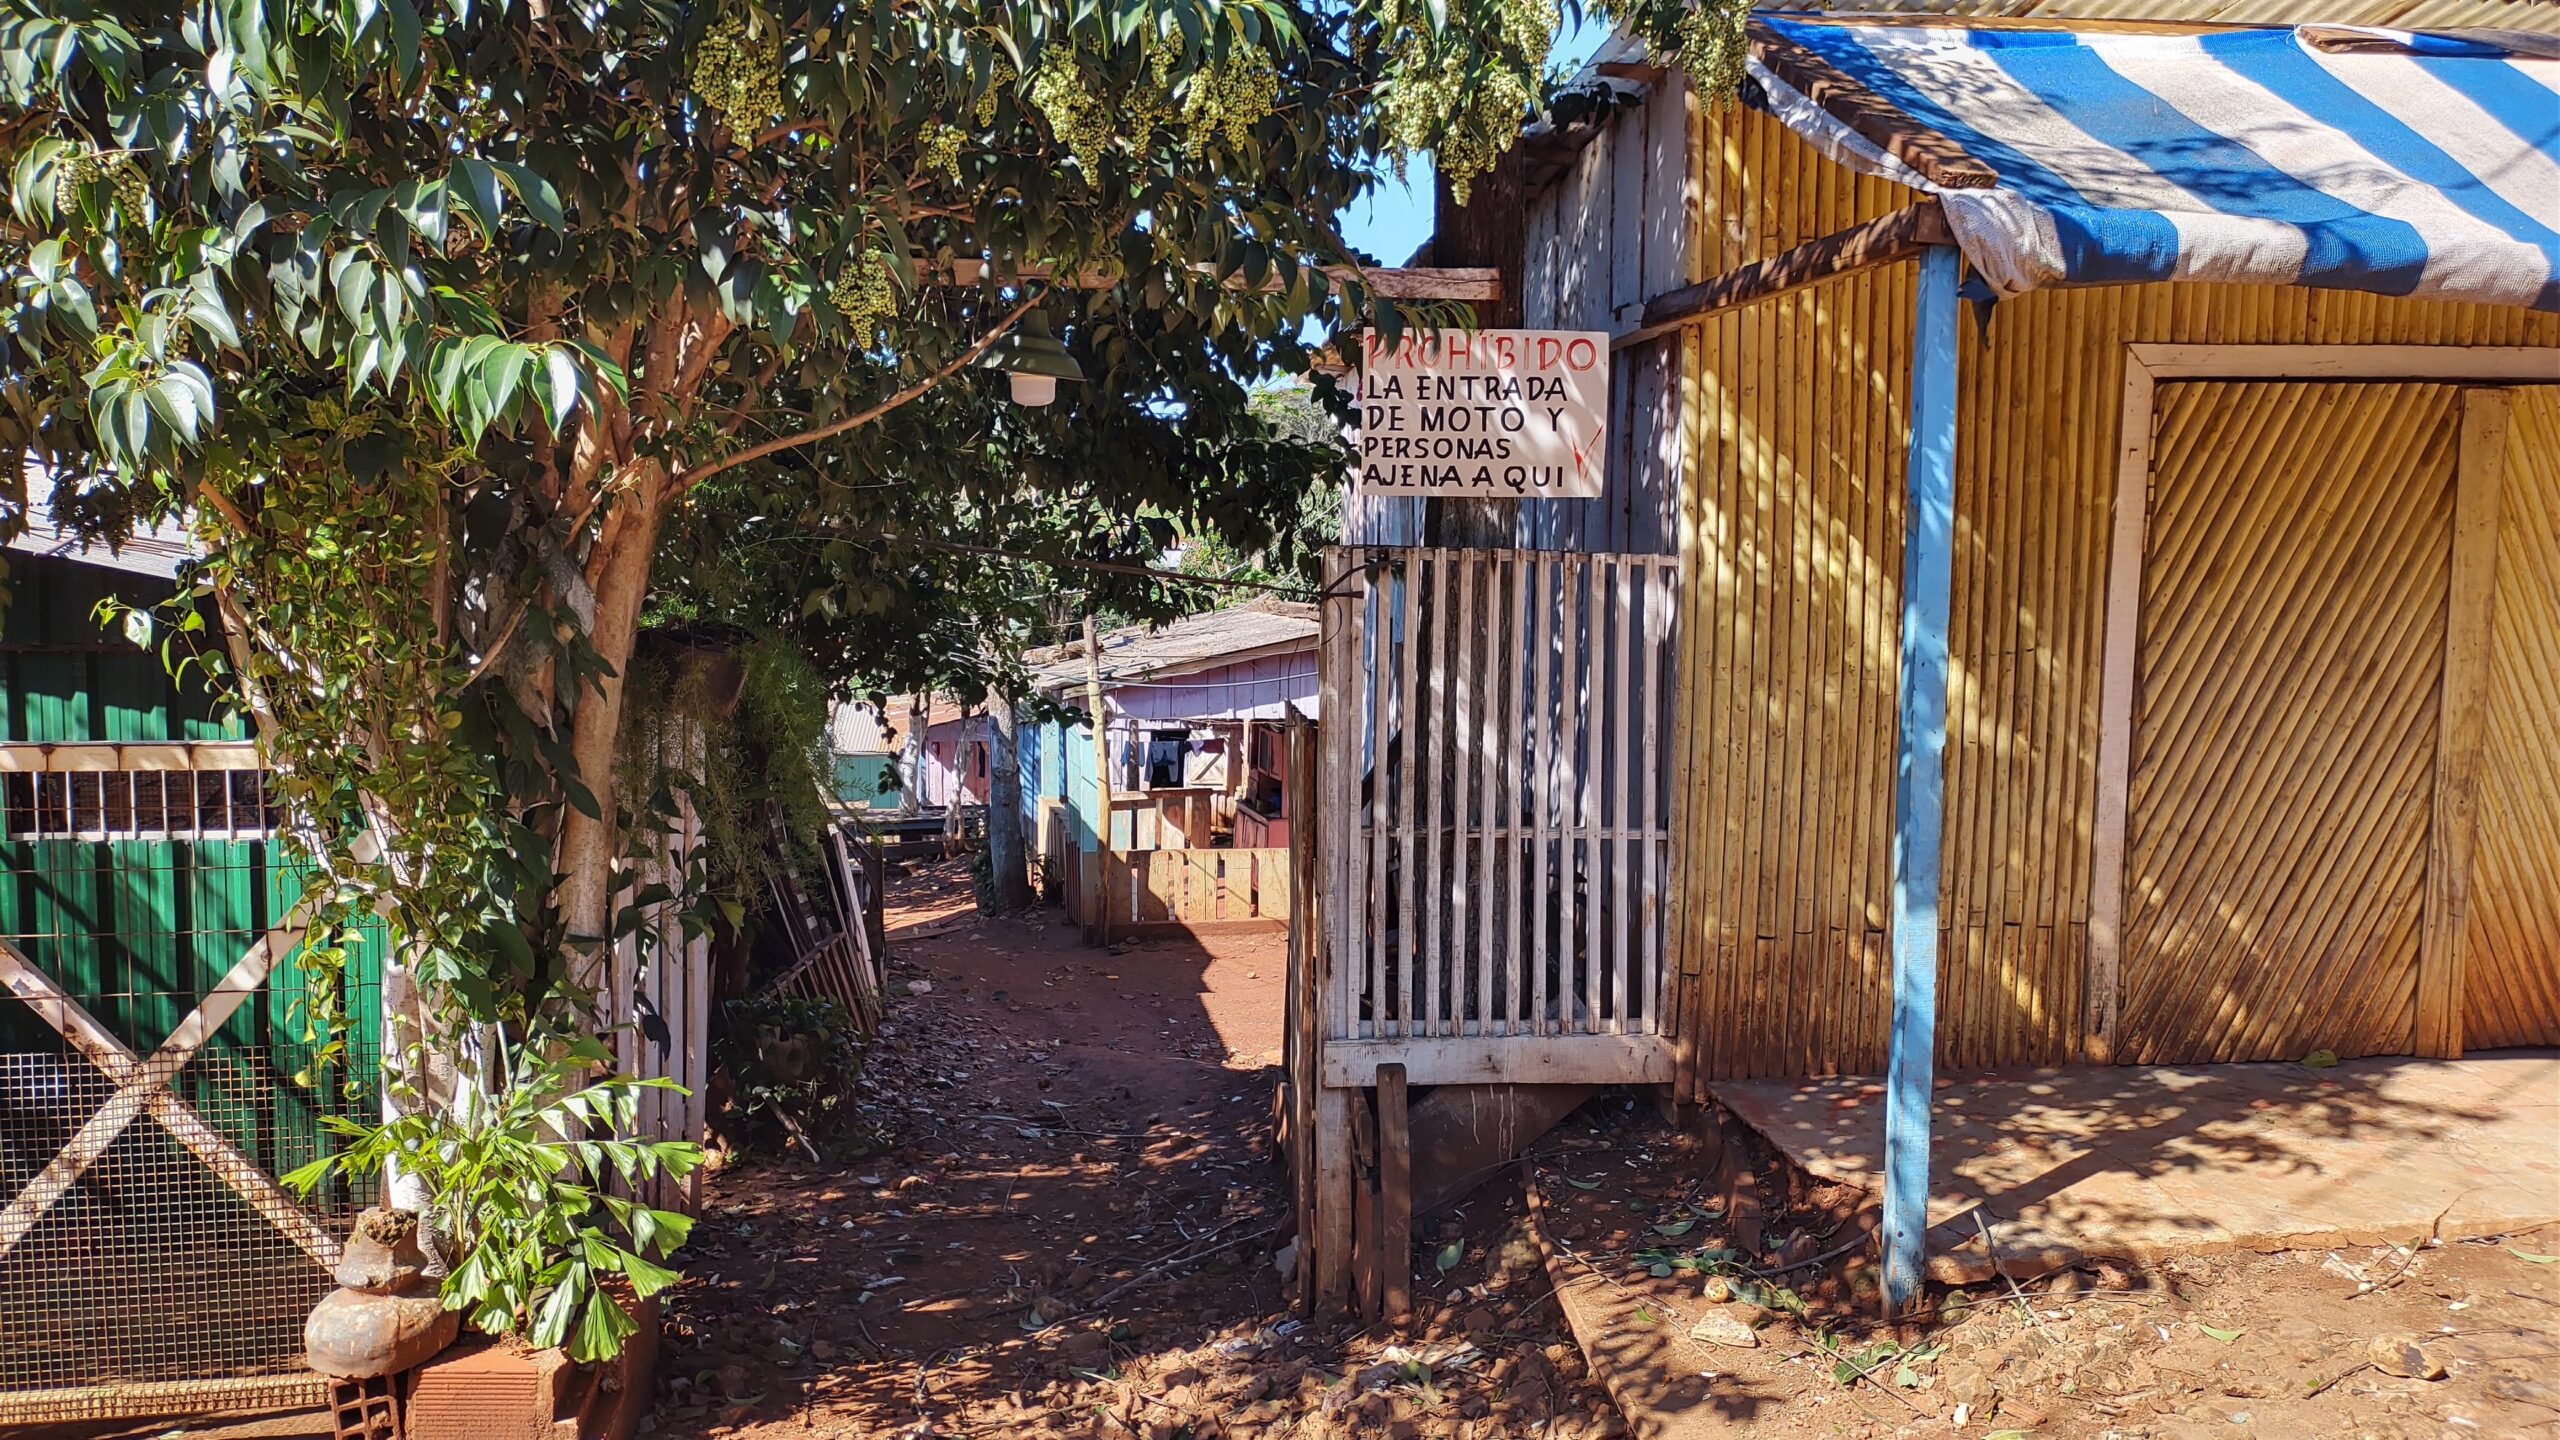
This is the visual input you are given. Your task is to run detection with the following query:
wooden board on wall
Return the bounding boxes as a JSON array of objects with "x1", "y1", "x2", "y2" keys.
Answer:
[
  {"x1": 1658, "y1": 97, "x2": 2560, "y2": 1089},
  {"x1": 2117, "y1": 381, "x2": 2457, "y2": 1064},
  {"x1": 2464, "y1": 386, "x2": 2560, "y2": 1048}
]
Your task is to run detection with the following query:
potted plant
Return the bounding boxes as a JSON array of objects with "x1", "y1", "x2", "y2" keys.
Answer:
[{"x1": 288, "y1": 1037, "x2": 703, "y2": 1433}]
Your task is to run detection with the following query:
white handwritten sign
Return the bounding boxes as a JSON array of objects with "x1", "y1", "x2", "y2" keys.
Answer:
[{"x1": 1355, "y1": 329, "x2": 1609, "y2": 499}]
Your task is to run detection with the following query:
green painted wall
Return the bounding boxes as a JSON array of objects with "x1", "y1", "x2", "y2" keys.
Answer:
[
  {"x1": 0, "y1": 554, "x2": 379, "y2": 1179},
  {"x1": 0, "y1": 556, "x2": 245, "y2": 742}
]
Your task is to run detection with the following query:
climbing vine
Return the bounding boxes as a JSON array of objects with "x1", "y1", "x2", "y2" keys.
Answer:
[{"x1": 618, "y1": 634, "x2": 834, "y2": 942}]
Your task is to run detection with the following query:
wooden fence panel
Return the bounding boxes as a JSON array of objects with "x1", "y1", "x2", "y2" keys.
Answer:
[
  {"x1": 1102, "y1": 849, "x2": 1291, "y2": 927},
  {"x1": 1320, "y1": 547, "x2": 1679, "y2": 1045},
  {"x1": 609, "y1": 772, "x2": 715, "y2": 1215}
]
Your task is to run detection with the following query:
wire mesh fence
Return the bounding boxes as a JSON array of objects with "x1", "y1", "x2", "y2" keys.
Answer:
[{"x1": 0, "y1": 772, "x2": 381, "y2": 1420}]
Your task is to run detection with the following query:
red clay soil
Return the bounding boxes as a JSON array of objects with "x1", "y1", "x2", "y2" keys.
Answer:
[
  {"x1": 650, "y1": 860, "x2": 1627, "y2": 1439},
  {"x1": 1526, "y1": 1099, "x2": 2560, "y2": 1440}
]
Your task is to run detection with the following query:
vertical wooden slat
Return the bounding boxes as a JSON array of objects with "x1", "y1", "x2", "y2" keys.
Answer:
[
  {"x1": 1396, "y1": 554, "x2": 1425, "y2": 1036},
  {"x1": 1559, "y1": 554, "x2": 1589, "y2": 1033},
  {"x1": 1453, "y1": 554, "x2": 1480, "y2": 1037},
  {"x1": 2084, "y1": 352, "x2": 2155, "y2": 1063},
  {"x1": 1495, "y1": 543, "x2": 1515, "y2": 1024},
  {"x1": 1423, "y1": 552, "x2": 1453, "y2": 1035},
  {"x1": 1325, "y1": 552, "x2": 1356, "y2": 1041},
  {"x1": 1643, "y1": 557, "x2": 1669, "y2": 1033},
  {"x1": 1530, "y1": 556, "x2": 1553, "y2": 1037},
  {"x1": 1366, "y1": 563, "x2": 1393, "y2": 1037},
  {"x1": 1486, "y1": 554, "x2": 1510, "y2": 1034},
  {"x1": 2415, "y1": 388, "x2": 2511, "y2": 1058},
  {"x1": 1610, "y1": 556, "x2": 1634, "y2": 1033}
]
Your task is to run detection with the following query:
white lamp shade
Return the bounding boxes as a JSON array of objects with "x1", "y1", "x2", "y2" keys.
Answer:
[{"x1": 1008, "y1": 372, "x2": 1059, "y2": 407}]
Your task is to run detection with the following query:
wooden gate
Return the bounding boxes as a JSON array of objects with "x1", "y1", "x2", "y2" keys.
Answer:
[
  {"x1": 1316, "y1": 547, "x2": 1680, "y2": 1085},
  {"x1": 0, "y1": 756, "x2": 385, "y2": 1423}
]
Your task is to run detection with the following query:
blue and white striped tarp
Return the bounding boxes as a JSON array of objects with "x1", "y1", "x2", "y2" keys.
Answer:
[{"x1": 1750, "y1": 20, "x2": 2560, "y2": 310}]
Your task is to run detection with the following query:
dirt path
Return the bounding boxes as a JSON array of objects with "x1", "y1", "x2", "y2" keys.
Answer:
[
  {"x1": 651, "y1": 861, "x2": 1625, "y2": 1439},
  {"x1": 1527, "y1": 1098, "x2": 2560, "y2": 1440}
]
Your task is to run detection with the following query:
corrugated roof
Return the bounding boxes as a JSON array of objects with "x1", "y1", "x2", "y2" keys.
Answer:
[
  {"x1": 1025, "y1": 601, "x2": 1319, "y2": 697},
  {"x1": 875, "y1": 694, "x2": 978, "y2": 737},
  {"x1": 9, "y1": 464, "x2": 195, "y2": 580},
  {"x1": 829, "y1": 700, "x2": 894, "y2": 754},
  {"x1": 1802, "y1": 0, "x2": 2558, "y2": 30}
]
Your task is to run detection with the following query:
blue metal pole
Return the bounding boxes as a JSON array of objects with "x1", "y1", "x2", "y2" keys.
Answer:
[{"x1": 1884, "y1": 243, "x2": 1962, "y2": 1316}]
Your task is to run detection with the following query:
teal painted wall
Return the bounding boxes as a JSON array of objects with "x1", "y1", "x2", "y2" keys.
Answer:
[{"x1": 832, "y1": 753, "x2": 899, "y2": 809}]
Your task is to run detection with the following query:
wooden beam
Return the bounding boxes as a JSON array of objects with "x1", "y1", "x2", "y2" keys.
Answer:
[
  {"x1": 2085, "y1": 350, "x2": 2159, "y2": 1065},
  {"x1": 2417, "y1": 388, "x2": 2512, "y2": 1059},
  {"x1": 1748, "y1": 22, "x2": 1999, "y2": 190},
  {"x1": 1319, "y1": 1033, "x2": 1674, "y2": 1087},
  {"x1": 2128, "y1": 344, "x2": 2560, "y2": 383},
  {"x1": 1351, "y1": 1089, "x2": 1380, "y2": 1323},
  {"x1": 1882, "y1": 245, "x2": 1963, "y2": 1318},
  {"x1": 1640, "y1": 201, "x2": 1952, "y2": 331},
  {"x1": 934, "y1": 256, "x2": 1501, "y2": 301},
  {"x1": 1350, "y1": 267, "x2": 1503, "y2": 302},
  {"x1": 1596, "y1": 60, "x2": 1668, "y2": 84},
  {"x1": 1313, "y1": 1084, "x2": 1356, "y2": 1315}
]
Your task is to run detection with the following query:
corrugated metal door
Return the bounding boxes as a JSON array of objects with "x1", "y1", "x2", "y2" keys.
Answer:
[
  {"x1": 2118, "y1": 381, "x2": 2458, "y2": 1063},
  {"x1": 2464, "y1": 387, "x2": 2560, "y2": 1047}
]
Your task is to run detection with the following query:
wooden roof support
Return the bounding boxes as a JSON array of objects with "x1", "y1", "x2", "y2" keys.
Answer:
[
  {"x1": 935, "y1": 256, "x2": 1501, "y2": 301},
  {"x1": 1882, "y1": 243, "x2": 1964, "y2": 1318},
  {"x1": 1748, "y1": 21, "x2": 2000, "y2": 190},
  {"x1": 1640, "y1": 199, "x2": 1953, "y2": 331},
  {"x1": 1595, "y1": 59, "x2": 1668, "y2": 83}
]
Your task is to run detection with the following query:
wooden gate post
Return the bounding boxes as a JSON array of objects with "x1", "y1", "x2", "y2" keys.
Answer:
[
  {"x1": 1376, "y1": 1063, "x2": 1413, "y2": 1328},
  {"x1": 1883, "y1": 244, "x2": 1961, "y2": 1317}
]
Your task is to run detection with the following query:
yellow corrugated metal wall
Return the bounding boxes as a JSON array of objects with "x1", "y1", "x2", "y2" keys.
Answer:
[
  {"x1": 1667, "y1": 101, "x2": 2560, "y2": 1089},
  {"x1": 2465, "y1": 388, "x2": 2560, "y2": 1049}
]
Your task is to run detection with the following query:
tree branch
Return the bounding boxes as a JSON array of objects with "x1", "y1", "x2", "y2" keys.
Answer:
[{"x1": 671, "y1": 288, "x2": 1045, "y2": 496}]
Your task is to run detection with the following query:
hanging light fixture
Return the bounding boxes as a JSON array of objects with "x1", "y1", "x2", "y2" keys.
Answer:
[{"x1": 978, "y1": 311, "x2": 1083, "y2": 407}]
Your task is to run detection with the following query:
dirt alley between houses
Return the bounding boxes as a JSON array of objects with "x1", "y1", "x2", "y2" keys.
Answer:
[{"x1": 648, "y1": 860, "x2": 1629, "y2": 1440}]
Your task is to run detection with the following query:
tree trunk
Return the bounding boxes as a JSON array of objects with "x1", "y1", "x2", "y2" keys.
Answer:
[
  {"x1": 554, "y1": 469, "x2": 670, "y2": 999},
  {"x1": 984, "y1": 691, "x2": 1033, "y2": 911}
]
